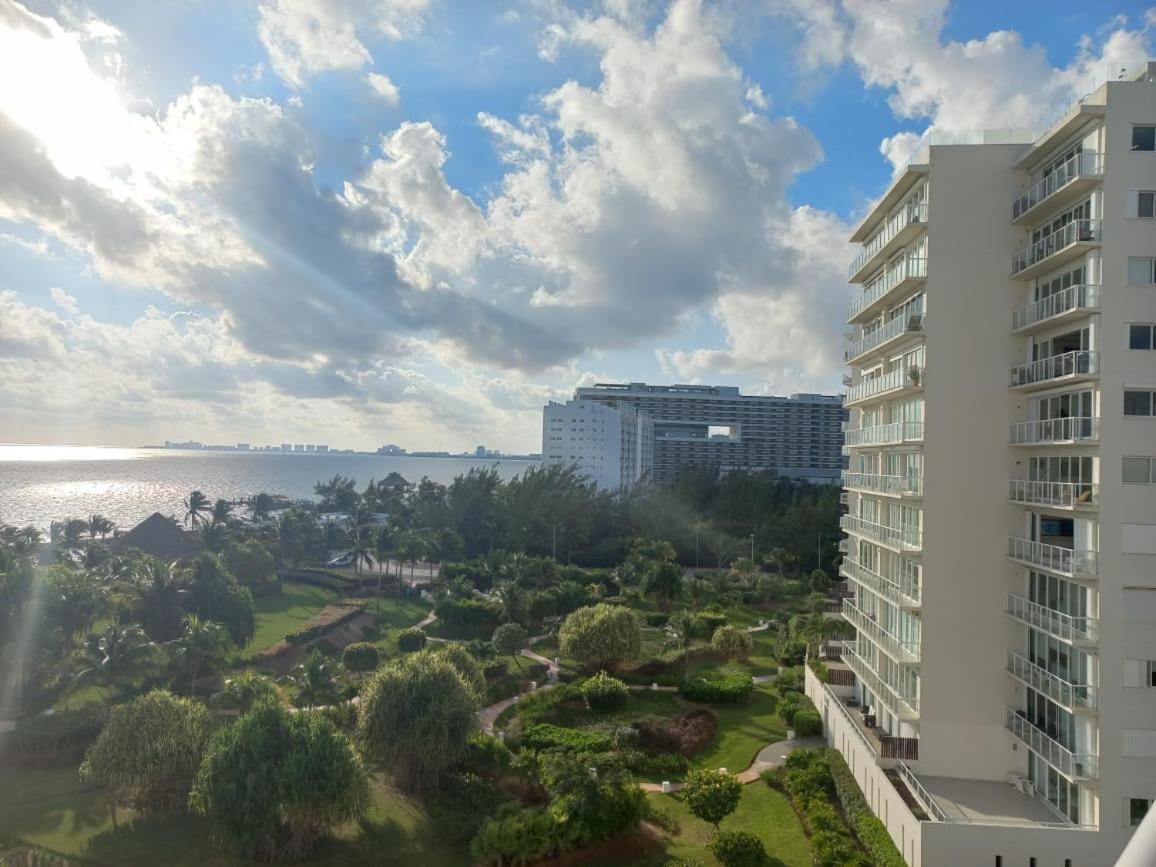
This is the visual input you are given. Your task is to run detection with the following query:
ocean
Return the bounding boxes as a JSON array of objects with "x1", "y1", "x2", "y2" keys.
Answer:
[{"x1": 0, "y1": 445, "x2": 537, "y2": 532}]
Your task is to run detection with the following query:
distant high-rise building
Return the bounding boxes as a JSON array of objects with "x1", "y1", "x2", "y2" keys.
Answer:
[
  {"x1": 377, "y1": 444, "x2": 406, "y2": 456},
  {"x1": 575, "y1": 382, "x2": 845, "y2": 485},
  {"x1": 316, "y1": 445, "x2": 329, "y2": 454},
  {"x1": 281, "y1": 443, "x2": 292, "y2": 452},
  {"x1": 816, "y1": 67, "x2": 1156, "y2": 867},
  {"x1": 236, "y1": 443, "x2": 250, "y2": 451},
  {"x1": 476, "y1": 445, "x2": 487, "y2": 457},
  {"x1": 293, "y1": 444, "x2": 304, "y2": 452},
  {"x1": 542, "y1": 399, "x2": 653, "y2": 490}
]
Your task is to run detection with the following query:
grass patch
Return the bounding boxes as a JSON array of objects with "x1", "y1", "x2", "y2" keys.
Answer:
[
  {"x1": 690, "y1": 685, "x2": 786, "y2": 773},
  {"x1": 244, "y1": 581, "x2": 340, "y2": 657},
  {"x1": 640, "y1": 784, "x2": 811, "y2": 867}
]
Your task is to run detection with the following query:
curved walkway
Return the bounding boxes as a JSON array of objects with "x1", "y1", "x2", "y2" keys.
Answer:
[{"x1": 638, "y1": 736, "x2": 826, "y2": 792}]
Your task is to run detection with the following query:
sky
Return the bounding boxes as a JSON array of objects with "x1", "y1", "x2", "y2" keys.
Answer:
[{"x1": 0, "y1": 0, "x2": 1153, "y2": 454}]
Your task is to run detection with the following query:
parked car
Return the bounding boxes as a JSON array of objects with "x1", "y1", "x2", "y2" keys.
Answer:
[{"x1": 327, "y1": 551, "x2": 354, "y2": 568}]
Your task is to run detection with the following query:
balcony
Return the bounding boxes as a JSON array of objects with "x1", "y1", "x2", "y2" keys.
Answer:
[
  {"x1": 845, "y1": 367, "x2": 923, "y2": 407},
  {"x1": 842, "y1": 600, "x2": 921, "y2": 664},
  {"x1": 1006, "y1": 594, "x2": 1098, "y2": 645},
  {"x1": 1008, "y1": 480, "x2": 1098, "y2": 510},
  {"x1": 1008, "y1": 537, "x2": 1097, "y2": 578},
  {"x1": 1012, "y1": 153, "x2": 1105, "y2": 224},
  {"x1": 1011, "y1": 284, "x2": 1100, "y2": 335},
  {"x1": 845, "y1": 310, "x2": 924, "y2": 364},
  {"x1": 1006, "y1": 708, "x2": 1098, "y2": 781},
  {"x1": 1009, "y1": 417, "x2": 1099, "y2": 446},
  {"x1": 848, "y1": 257, "x2": 927, "y2": 324},
  {"x1": 842, "y1": 471, "x2": 923, "y2": 499},
  {"x1": 843, "y1": 421, "x2": 924, "y2": 449},
  {"x1": 849, "y1": 203, "x2": 928, "y2": 283},
  {"x1": 841, "y1": 514, "x2": 922, "y2": 553},
  {"x1": 843, "y1": 643, "x2": 920, "y2": 719},
  {"x1": 1011, "y1": 219, "x2": 1101, "y2": 280},
  {"x1": 1009, "y1": 350, "x2": 1098, "y2": 390},
  {"x1": 1006, "y1": 651, "x2": 1097, "y2": 712},
  {"x1": 840, "y1": 558, "x2": 921, "y2": 610}
]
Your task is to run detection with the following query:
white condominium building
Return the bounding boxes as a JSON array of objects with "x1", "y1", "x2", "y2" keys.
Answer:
[
  {"x1": 541, "y1": 399, "x2": 654, "y2": 491},
  {"x1": 808, "y1": 65, "x2": 1156, "y2": 867}
]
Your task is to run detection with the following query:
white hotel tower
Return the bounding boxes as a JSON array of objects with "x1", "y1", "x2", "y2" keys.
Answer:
[{"x1": 807, "y1": 66, "x2": 1156, "y2": 866}]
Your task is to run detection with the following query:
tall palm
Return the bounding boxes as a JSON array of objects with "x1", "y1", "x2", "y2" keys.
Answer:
[
  {"x1": 74, "y1": 624, "x2": 157, "y2": 688},
  {"x1": 664, "y1": 612, "x2": 695, "y2": 683},
  {"x1": 199, "y1": 522, "x2": 228, "y2": 553},
  {"x1": 123, "y1": 556, "x2": 189, "y2": 642},
  {"x1": 492, "y1": 580, "x2": 526, "y2": 625},
  {"x1": 183, "y1": 490, "x2": 211, "y2": 528},
  {"x1": 250, "y1": 492, "x2": 274, "y2": 521},
  {"x1": 168, "y1": 615, "x2": 228, "y2": 698},
  {"x1": 285, "y1": 651, "x2": 341, "y2": 710},
  {"x1": 210, "y1": 499, "x2": 232, "y2": 526},
  {"x1": 87, "y1": 514, "x2": 114, "y2": 540},
  {"x1": 214, "y1": 670, "x2": 281, "y2": 713}
]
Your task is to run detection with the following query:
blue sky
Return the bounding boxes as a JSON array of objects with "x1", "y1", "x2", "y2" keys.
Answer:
[{"x1": 0, "y1": 0, "x2": 1153, "y2": 451}]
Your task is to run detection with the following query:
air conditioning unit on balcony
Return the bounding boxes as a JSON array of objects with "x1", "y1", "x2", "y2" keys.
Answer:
[{"x1": 906, "y1": 314, "x2": 923, "y2": 332}]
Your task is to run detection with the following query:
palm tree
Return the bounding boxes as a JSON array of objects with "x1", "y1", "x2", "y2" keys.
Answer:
[
  {"x1": 664, "y1": 612, "x2": 695, "y2": 683},
  {"x1": 492, "y1": 580, "x2": 526, "y2": 625},
  {"x1": 214, "y1": 670, "x2": 281, "y2": 713},
  {"x1": 199, "y1": 522, "x2": 228, "y2": 553},
  {"x1": 184, "y1": 491, "x2": 211, "y2": 527},
  {"x1": 168, "y1": 615, "x2": 228, "y2": 698},
  {"x1": 682, "y1": 575, "x2": 711, "y2": 612},
  {"x1": 87, "y1": 514, "x2": 114, "y2": 540},
  {"x1": 122, "y1": 556, "x2": 189, "y2": 642},
  {"x1": 285, "y1": 650, "x2": 341, "y2": 710},
  {"x1": 250, "y1": 492, "x2": 274, "y2": 521},
  {"x1": 210, "y1": 499, "x2": 232, "y2": 526},
  {"x1": 74, "y1": 624, "x2": 157, "y2": 688}
]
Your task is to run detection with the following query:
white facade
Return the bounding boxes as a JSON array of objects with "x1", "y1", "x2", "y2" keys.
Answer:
[
  {"x1": 829, "y1": 67, "x2": 1156, "y2": 866},
  {"x1": 541, "y1": 399, "x2": 654, "y2": 490}
]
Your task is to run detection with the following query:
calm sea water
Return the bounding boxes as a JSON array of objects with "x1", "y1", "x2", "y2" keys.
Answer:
[{"x1": 0, "y1": 445, "x2": 537, "y2": 532}]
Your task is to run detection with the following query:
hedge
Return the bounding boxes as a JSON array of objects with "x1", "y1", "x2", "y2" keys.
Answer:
[
  {"x1": 825, "y1": 750, "x2": 905, "y2": 867},
  {"x1": 396, "y1": 628, "x2": 427, "y2": 652},
  {"x1": 0, "y1": 706, "x2": 108, "y2": 758},
  {"x1": 581, "y1": 672, "x2": 629, "y2": 712},
  {"x1": 792, "y1": 708, "x2": 822, "y2": 737},
  {"x1": 520, "y1": 724, "x2": 613, "y2": 753},
  {"x1": 680, "y1": 672, "x2": 754, "y2": 704},
  {"x1": 284, "y1": 603, "x2": 364, "y2": 645}
]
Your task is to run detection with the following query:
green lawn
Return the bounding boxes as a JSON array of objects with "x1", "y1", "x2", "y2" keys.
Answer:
[
  {"x1": 690, "y1": 685, "x2": 786, "y2": 773},
  {"x1": 0, "y1": 770, "x2": 466, "y2": 867},
  {"x1": 640, "y1": 783, "x2": 812, "y2": 867},
  {"x1": 244, "y1": 581, "x2": 340, "y2": 656}
]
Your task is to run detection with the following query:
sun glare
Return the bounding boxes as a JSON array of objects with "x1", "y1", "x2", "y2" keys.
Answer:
[{"x1": 0, "y1": 444, "x2": 142, "y2": 463}]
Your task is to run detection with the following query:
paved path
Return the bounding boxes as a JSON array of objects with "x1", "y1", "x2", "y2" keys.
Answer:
[
  {"x1": 639, "y1": 736, "x2": 826, "y2": 792},
  {"x1": 415, "y1": 611, "x2": 437, "y2": 629}
]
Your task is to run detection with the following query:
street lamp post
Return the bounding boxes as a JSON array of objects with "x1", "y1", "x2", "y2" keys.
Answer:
[{"x1": 749, "y1": 533, "x2": 755, "y2": 563}]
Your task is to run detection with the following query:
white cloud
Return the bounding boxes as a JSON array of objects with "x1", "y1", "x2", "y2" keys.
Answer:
[
  {"x1": 256, "y1": 0, "x2": 430, "y2": 87},
  {"x1": 366, "y1": 71, "x2": 401, "y2": 105}
]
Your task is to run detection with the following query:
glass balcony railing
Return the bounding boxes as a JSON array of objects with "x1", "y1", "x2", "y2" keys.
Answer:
[
  {"x1": 1006, "y1": 707, "x2": 1098, "y2": 780},
  {"x1": 843, "y1": 471, "x2": 922, "y2": 497},
  {"x1": 1012, "y1": 153, "x2": 1105, "y2": 220},
  {"x1": 1011, "y1": 219, "x2": 1101, "y2": 276},
  {"x1": 1011, "y1": 284, "x2": 1099, "y2": 333},
  {"x1": 840, "y1": 557, "x2": 920, "y2": 608},
  {"x1": 1008, "y1": 480, "x2": 1098, "y2": 509},
  {"x1": 848, "y1": 257, "x2": 927, "y2": 321},
  {"x1": 845, "y1": 310, "x2": 924, "y2": 363},
  {"x1": 843, "y1": 644, "x2": 919, "y2": 719},
  {"x1": 845, "y1": 367, "x2": 922, "y2": 405},
  {"x1": 1008, "y1": 537, "x2": 1097, "y2": 577},
  {"x1": 1009, "y1": 350, "x2": 1098, "y2": 388},
  {"x1": 1009, "y1": 417, "x2": 1099, "y2": 445},
  {"x1": 843, "y1": 421, "x2": 924, "y2": 449},
  {"x1": 1006, "y1": 594, "x2": 1098, "y2": 644},
  {"x1": 841, "y1": 514, "x2": 922, "y2": 552},
  {"x1": 842, "y1": 599, "x2": 921, "y2": 664},
  {"x1": 1006, "y1": 650, "x2": 1097, "y2": 711},
  {"x1": 849, "y1": 203, "x2": 928, "y2": 280}
]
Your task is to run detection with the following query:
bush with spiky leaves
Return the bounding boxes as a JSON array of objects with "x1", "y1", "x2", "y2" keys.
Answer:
[
  {"x1": 189, "y1": 700, "x2": 369, "y2": 861},
  {"x1": 558, "y1": 604, "x2": 641, "y2": 671},
  {"x1": 80, "y1": 690, "x2": 212, "y2": 809},
  {"x1": 431, "y1": 643, "x2": 486, "y2": 699},
  {"x1": 356, "y1": 651, "x2": 479, "y2": 792},
  {"x1": 341, "y1": 641, "x2": 381, "y2": 674},
  {"x1": 711, "y1": 625, "x2": 753, "y2": 661}
]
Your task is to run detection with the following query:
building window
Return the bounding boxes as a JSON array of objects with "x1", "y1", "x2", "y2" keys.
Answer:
[
  {"x1": 1134, "y1": 125, "x2": 1156, "y2": 151},
  {"x1": 1132, "y1": 325, "x2": 1156, "y2": 350},
  {"x1": 1124, "y1": 457, "x2": 1156, "y2": 484},
  {"x1": 1130, "y1": 798, "x2": 1152, "y2": 827},
  {"x1": 1129, "y1": 257, "x2": 1156, "y2": 284},
  {"x1": 1141, "y1": 192, "x2": 1156, "y2": 218},
  {"x1": 1125, "y1": 390, "x2": 1155, "y2": 416}
]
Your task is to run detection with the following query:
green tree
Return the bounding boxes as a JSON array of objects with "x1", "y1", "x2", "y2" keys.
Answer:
[
  {"x1": 712, "y1": 625, "x2": 753, "y2": 661},
  {"x1": 183, "y1": 490, "x2": 211, "y2": 527},
  {"x1": 342, "y1": 641, "x2": 381, "y2": 674},
  {"x1": 250, "y1": 492, "x2": 275, "y2": 521},
  {"x1": 357, "y1": 651, "x2": 479, "y2": 791},
  {"x1": 81, "y1": 690, "x2": 212, "y2": 814},
  {"x1": 74, "y1": 623, "x2": 158, "y2": 688},
  {"x1": 643, "y1": 560, "x2": 684, "y2": 609},
  {"x1": 190, "y1": 700, "x2": 369, "y2": 861},
  {"x1": 558, "y1": 604, "x2": 641, "y2": 672},
  {"x1": 222, "y1": 539, "x2": 278, "y2": 589},
  {"x1": 214, "y1": 670, "x2": 281, "y2": 713},
  {"x1": 169, "y1": 615, "x2": 228, "y2": 698},
  {"x1": 186, "y1": 553, "x2": 256, "y2": 647},
  {"x1": 87, "y1": 514, "x2": 115, "y2": 540},
  {"x1": 492, "y1": 622, "x2": 528, "y2": 670},
  {"x1": 708, "y1": 829, "x2": 768, "y2": 867},
  {"x1": 210, "y1": 499, "x2": 232, "y2": 526},
  {"x1": 431, "y1": 643, "x2": 487, "y2": 699},
  {"x1": 683, "y1": 768, "x2": 742, "y2": 829},
  {"x1": 663, "y1": 611, "x2": 695, "y2": 683},
  {"x1": 492, "y1": 580, "x2": 527, "y2": 625},
  {"x1": 43, "y1": 566, "x2": 105, "y2": 643},
  {"x1": 286, "y1": 650, "x2": 343, "y2": 710},
  {"x1": 120, "y1": 555, "x2": 188, "y2": 642}
]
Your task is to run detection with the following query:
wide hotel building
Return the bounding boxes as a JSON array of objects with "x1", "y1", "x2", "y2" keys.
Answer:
[{"x1": 811, "y1": 66, "x2": 1156, "y2": 866}]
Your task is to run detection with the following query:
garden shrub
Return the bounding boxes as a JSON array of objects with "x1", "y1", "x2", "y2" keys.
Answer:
[
  {"x1": 825, "y1": 750, "x2": 905, "y2": 867},
  {"x1": 465, "y1": 732, "x2": 513, "y2": 772},
  {"x1": 342, "y1": 641, "x2": 381, "y2": 673},
  {"x1": 621, "y1": 749, "x2": 690, "y2": 776},
  {"x1": 775, "y1": 638, "x2": 807, "y2": 666},
  {"x1": 711, "y1": 625, "x2": 753, "y2": 661},
  {"x1": 613, "y1": 726, "x2": 640, "y2": 749},
  {"x1": 1, "y1": 706, "x2": 108, "y2": 755},
  {"x1": 645, "y1": 612, "x2": 670, "y2": 627},
  {"x1": 516, "y1": 681, "x2": 585, "y2": 727},
  {"x1": 811, "y1": 830, "x2": 863, "y2": 866},
  {"x1": 777, "y1": 692, "x2": 803, "y2": 726},
  {"x1": 680, "y1": 672, "x2": 754, "y2": 704},
  {"x1": 792, "y1": 709, "x2": 822, "y2": 737},
  {"x1": 808, "y1": 657, "x2": 829, "y2": 683},
  {"x1": 284, "y1": 604, "x2": 364, "y2": 645},
  {"x1": 520, "y1": 724, "x2": 613, "y2": 753},
  {"x1": 396, "y1": 627, "x2": 427, "y2": 652},
  {"x1": 774, "y1": 669, "x2": 804, "y2": 696},
  {"x1": 691, "y1": 609, "x2": 728, "y2": 638},
  {"x1": 425, "y1": 772, "x2": 510, "y2": 844},
  {"x1": 465, "y1": 638, "x2": 496, "y2": 659},
  {"x1": 470, "y1": 805, "x2": 557, "y2": 865},
  {"x1": 635, "y1": 709, "x2": 717, "y2": 756},
  {"x1": 707, "y1": 829, "x2": 767, "y2": 867},
  {"x1": 581, "y1": 671, "x2": 629, "y2": 712},
  {"x1": 434, "y1": 597, "x2": 501, "y2": 632}
]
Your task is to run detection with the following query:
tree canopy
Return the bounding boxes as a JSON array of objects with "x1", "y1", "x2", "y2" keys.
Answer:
[{"x1": 558, "y1": 604, "x2": 642, "y2": 671}]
